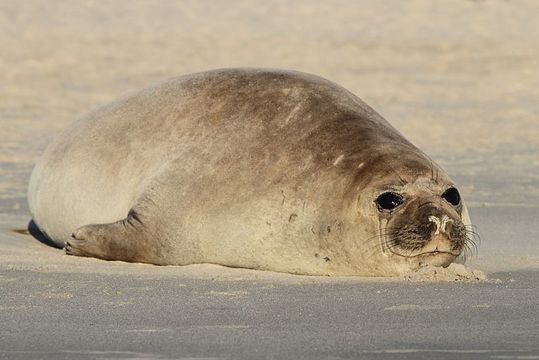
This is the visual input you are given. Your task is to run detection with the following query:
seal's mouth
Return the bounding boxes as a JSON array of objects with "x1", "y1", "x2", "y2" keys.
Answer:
[
  {"x1": 387, "y1": 249, "x2": 460, "y2": 258},
  {"x1": 387, "y1": 248, "x2": 461, "y2": 258},
  {"x1": 408, "y1": 250, "x2": 460, "y2": 258},
  {"x1": 388, "y1": 249, "x2": 459, "y2": 268}
]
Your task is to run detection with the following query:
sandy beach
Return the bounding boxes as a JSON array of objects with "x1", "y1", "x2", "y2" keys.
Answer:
[{"x1": 1, "y1": 1, "x2": 538, "y2": 358}]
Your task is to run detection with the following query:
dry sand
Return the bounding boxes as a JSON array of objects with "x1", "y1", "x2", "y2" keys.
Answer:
[{"x1": 1, "y1": 0, "x2": 538, "y2": 358}]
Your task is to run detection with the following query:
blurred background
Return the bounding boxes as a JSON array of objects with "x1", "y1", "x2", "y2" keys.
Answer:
[
  {"x1": 1, "y1": 3, "x2": 538, "y2": 356},
  {"x1": 1, "y1": 0, "x2": 538, "y2": 214}
]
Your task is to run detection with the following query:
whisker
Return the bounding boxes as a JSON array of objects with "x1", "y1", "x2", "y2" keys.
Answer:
[
  {"x1": 362, "y1": 234, "x2": 403, "y2": 259},
  {"x1": 463, "y1": 235, "x2": 478, "y2": 258},
  {"x1": 362, "y1": 231, "x2": 400, "y2": 245},
  {"x1": 465, "y1": 229, "x2": 481, "y2": 240}
]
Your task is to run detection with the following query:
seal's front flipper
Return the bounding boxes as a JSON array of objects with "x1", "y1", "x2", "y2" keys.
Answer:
[{"x1": 65, "y1": 210, "x2": 162, "y2": 264}]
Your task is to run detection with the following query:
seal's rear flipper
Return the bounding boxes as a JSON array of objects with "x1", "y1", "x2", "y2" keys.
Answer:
[
  {"x1": 65, "y1": 210, "x2": 163, "y2": 264},
  {"x1": 27, "y1": 220, "x2": 62, "y2": 249}
]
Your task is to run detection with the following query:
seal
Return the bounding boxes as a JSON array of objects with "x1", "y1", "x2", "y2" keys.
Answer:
[{"x1": 27, "y1": 68, "x2": 475, "y2": 276}]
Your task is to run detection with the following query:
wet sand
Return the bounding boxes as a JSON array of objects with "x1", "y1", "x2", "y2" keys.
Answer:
[{"x1": 1, "y1": 0, "x2": 538, "y2": 358}]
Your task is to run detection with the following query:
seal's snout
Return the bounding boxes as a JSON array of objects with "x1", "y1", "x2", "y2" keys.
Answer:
[
  {"x1": 422, "y1": 208, "x2": 464, "y2": 253},
  {"x1": 385, "y1": 198, "x2": 467, "y2": 265}
]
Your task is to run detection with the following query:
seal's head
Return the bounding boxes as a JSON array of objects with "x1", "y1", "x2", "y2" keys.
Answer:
[
  {"x1": 374, "y1": 181, "x2": 472, "y2": 269},
  {"x1": 352, "y1": 151, "x2": 476, "y2": 274}
]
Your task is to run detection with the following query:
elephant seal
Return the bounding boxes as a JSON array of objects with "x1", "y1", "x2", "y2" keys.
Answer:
[{"x1": 28, "y1": 68, "x2": 474, "y2": 276}]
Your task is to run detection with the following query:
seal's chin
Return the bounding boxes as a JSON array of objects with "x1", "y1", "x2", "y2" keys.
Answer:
[{"x1": 414, "y1": 251, "x2": 457, "y2": 268}]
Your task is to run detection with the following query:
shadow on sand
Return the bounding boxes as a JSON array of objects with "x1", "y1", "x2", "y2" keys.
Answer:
[{"x1": 13, "y1": 220, "x2": 62, "y2": 249}]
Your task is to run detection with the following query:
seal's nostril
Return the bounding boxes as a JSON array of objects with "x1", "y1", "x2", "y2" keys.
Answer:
[
  {"x1": 444, "y1": 221, "x2": 453, "y2": 233},
  {"x1": 428, "y1": 215, "x2": 441, "y2": 235},
  {"x1": 428, "y1": 215, "x2": 453, "y2": 235}
]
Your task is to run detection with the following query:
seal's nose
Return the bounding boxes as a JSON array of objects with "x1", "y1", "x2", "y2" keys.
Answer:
[{"x1": 428, "y1": 215, "x2": 453, "y2": 236}]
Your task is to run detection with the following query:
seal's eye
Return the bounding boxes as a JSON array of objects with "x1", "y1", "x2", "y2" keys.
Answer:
[
  {"x1": 375, "y1": 192, "x2": 404, "y2": 211},
  {"x1": 442, "y1": 187, "x2": 461, "y2": 206}
]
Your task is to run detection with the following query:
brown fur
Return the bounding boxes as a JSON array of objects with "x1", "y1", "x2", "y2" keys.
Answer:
[{"x1": 28, "y1": 68, "x2": 472, "y2": 276}]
